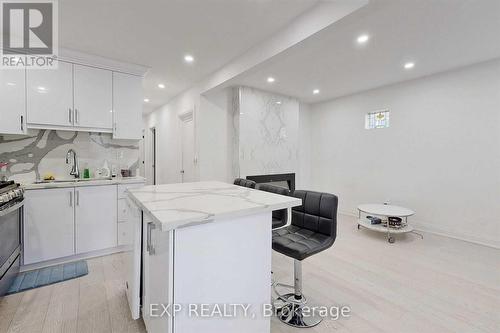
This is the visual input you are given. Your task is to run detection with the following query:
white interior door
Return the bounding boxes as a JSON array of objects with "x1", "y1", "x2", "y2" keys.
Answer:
[
  {"x1": 149, "y1": 127, "x2": 157, "y2": 185},
  {"x1": 180, "y1": 112, "x2": 194, "y2": 182}
]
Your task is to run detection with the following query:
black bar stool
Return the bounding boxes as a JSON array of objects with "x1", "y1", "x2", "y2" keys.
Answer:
[
  {"x1": 272, "y1": 190, "x2": 338, "y2": 328},
  {"x1": 233, "y1": 178, "x2": 256, "y2": 188},
  {"x1": 256, "y1": 183, "x2": 290, "y2": 229}
]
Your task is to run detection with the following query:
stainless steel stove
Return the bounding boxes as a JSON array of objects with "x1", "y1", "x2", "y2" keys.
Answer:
[{"x1": 0, "y1": 180, "x2": 24, "y2": 296}]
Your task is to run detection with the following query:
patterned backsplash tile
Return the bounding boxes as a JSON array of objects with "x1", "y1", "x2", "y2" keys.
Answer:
[{"x1": 0, "y1": 130, "x2": 140, "y2": 184}]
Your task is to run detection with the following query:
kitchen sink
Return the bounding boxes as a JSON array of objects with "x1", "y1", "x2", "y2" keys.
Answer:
[{"x1": 33, "y1": 177, "x2": 113, "y2": 184}]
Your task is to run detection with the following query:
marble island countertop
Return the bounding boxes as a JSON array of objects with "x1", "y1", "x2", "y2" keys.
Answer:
[
  {"x1": 23, "y1": 176, "x2": 146, "y2": 190},
  {"x1": 127, "y1": 181, "x2": 301, "y2": 231}
]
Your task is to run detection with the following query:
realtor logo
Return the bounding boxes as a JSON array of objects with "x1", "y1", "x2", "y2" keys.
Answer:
[{"x1": 1, "y1": 0, "x2": 58, "y2": 68}]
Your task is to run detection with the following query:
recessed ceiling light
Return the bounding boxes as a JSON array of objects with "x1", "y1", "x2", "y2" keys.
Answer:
[
  {"x1": 144, "y1": 98, "x2": 150, "y2": 103},
  {"x1": 267, "y1": 77, "x2": 275, "y2": 83},
  {"x1": 158, "y1": 83, "x2": 165, "y2": 89},
  {"x1": 276, "y1": 101, "x2": 282, "y2": 105},
  {"x1": 404, "y1": 62, "x2": 415, "y2": 69},
  {"x1": 6, "y1": 82, "x2": 16, "y2": 86},
  {"x1": 313, "y1": 89, "x2": 320, "y2": 95},
  {"x1": 184, "y1": 54, "x2": 194, "y2": 63},
  {"x1": 356, "y1": 34, "x2": 370, "y2": 44}
]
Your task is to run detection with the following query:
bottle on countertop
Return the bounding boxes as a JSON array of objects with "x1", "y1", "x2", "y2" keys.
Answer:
[
  {"x1": 101, "y1": 160, "x2": 110, "y2": 178},
  {"x1": 83, "y1": 162, "x2": 90, "y2": 179}
]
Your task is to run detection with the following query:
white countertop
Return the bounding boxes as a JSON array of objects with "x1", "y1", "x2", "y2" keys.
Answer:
[
  {"x1": 23, "y1": 176, "x2": 146, "y2": 190},
  {"x1": 127, "y1": 181, "x2": 301, "y2": 231}
]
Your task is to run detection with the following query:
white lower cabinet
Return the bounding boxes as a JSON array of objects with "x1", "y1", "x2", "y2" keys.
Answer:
[
  {"x1": 118, "y1": 221, "x2": 133, "y2": 246},
  {"x1": 24, "y1": 182, "x2": 144, "y2": 266},
  {"x1": 117, "y1": 184, "x2": 144, "y2": 246},
  {"x1": 141, "y1": 216, "x2": 172, "y2": 332},
  {"x1": 75, "y1": 185, "x2": 117, "y2": 254},
  {"x1": 24, "y1": 188, "x2": 75, "y2": 265},
  {"x1": 126, "y1": 198, "x2": 142, "y2": 320}
]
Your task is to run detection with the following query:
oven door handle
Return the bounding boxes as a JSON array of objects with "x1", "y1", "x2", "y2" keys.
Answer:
[{"x1": 0, "y1": 199, "x2": 24, "y2": 218}]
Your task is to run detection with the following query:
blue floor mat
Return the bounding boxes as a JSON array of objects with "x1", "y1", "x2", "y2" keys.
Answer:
[{"x1": 6, "y1": 260, "x2": 88, "y2": 295}]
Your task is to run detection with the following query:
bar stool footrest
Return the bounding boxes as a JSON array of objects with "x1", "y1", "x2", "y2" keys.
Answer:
[{"x1": 276, "y1": 294, "x2": 322, "y2": 328}]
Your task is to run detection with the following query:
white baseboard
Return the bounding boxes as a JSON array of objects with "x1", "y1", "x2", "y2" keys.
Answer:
[
  {"x1": 412, "y1": 222, "x2": 500, "y2": 249},
  {"x1": 20, "y1": 245, "x2": 132, "y2": 272},
  {"x1": 340, "y1": 210, "x2": 500, "y2": 250}
]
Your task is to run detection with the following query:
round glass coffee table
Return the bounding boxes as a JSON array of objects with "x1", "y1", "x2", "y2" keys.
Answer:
[{"x1": 357, "y1": 204, "x2": 415, "y2": 243}]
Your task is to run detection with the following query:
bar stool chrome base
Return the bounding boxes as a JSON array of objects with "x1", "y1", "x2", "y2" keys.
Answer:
[
  {"x1": 273, "y1": 260, "x2": 323, "y2": 328},
  {"x1": 275, "y1": 293, "x2": 322, "y2": 328}
]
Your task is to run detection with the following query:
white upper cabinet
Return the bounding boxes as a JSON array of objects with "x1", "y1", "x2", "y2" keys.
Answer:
[
  {"x1": 74, "y1": 64, "x2": 113, "y2": 130},
  {"x1": 2, "y1": 50, "x2": 147, "y2": 137},
  {"x1": 0, "y1": 68, "x2": 26, "y2": 134},
  {"x1": 113, "y1": 72, "x2": 143, "y2": 140},
  {"x1": 27, "y1": 60, "x2": 73, "y2": 128}
]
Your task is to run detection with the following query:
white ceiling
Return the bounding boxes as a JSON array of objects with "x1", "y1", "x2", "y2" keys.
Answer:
[
  {"x1": 228, "y1": 0, "x2": 500, "y2": 103},
  {"x1": 58, "y1": 0, "x2": 319, "y2": 111}
]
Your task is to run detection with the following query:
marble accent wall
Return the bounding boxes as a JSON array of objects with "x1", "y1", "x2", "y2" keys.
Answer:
[
  {"x1": 0, "y1": 130, "x2": 140, "y2": 184},
  {"x1": 236, "y1": 87, "x2": 299, "y2": 178}
]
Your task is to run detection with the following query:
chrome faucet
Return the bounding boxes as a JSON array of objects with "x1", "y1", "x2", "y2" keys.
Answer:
[{"x1": 66, "y1": 149, "x2": 80, "y2": 178}]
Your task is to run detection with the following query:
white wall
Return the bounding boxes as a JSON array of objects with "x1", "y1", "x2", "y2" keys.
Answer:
[
  {"x1": 143, "y1": 87, "x2": 200, "y2": 185},
  {"x1": 143, "y1": 87, "x2": 236, "y2": 185},
  {"x1": 198, "y1": 88, "x2": 235, "y2": 183},
  {"x1": 309, "y1": 59, "x2": 500, "y2": 248}
]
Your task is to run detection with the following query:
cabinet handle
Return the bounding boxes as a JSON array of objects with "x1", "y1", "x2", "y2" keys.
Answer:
[
  {"x1": 68, "y1": 108, "x2": 72, "y2": 124},
  {"x1": 147, "y1": 222, "x2": 156, "y2": 255},
  {"x1": 20, "y1": 115, "x2": 24, "y2": 131},
  {"x1": 69, "y1": 191, "x2": 73, "y2": 207},
  {"x1": 75, "y1": 109, "x2": 79, "y2": 124},
  {"x1": 76, "y1": 190, "x2": 79, "y2": 206}
]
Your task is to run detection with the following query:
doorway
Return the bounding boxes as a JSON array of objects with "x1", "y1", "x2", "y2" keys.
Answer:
[
  {"x1": 150, "y1": 127, "x2": 157, "y2": 185},
  {"x1": 179, "y1": 111, "x2": 194, "y2": 183}
]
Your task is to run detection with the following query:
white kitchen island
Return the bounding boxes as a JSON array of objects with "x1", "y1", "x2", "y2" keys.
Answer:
[{"x1": 125, "y1": 181, "x2": 301, "y2": 333}]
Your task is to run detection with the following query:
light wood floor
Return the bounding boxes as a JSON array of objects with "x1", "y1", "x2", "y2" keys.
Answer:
[{"x1": 1, "y1": 214, "x2": 499, "y2": 333}]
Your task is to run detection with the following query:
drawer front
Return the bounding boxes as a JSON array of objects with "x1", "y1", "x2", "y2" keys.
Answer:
[
  {"x1": 118, "y1": 198, "x2": 129, "y2": 221},
  {"x1": 118, "y1": 221, "x2": 133, "y2": 246},
  {"x1": 118, "y1": 183, "x2": 144, "y2": 199}
]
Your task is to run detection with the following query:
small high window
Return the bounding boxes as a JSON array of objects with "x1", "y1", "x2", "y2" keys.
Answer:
[{"x1": 365, "y1": 110, "x2": 390, "y2": 129}]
